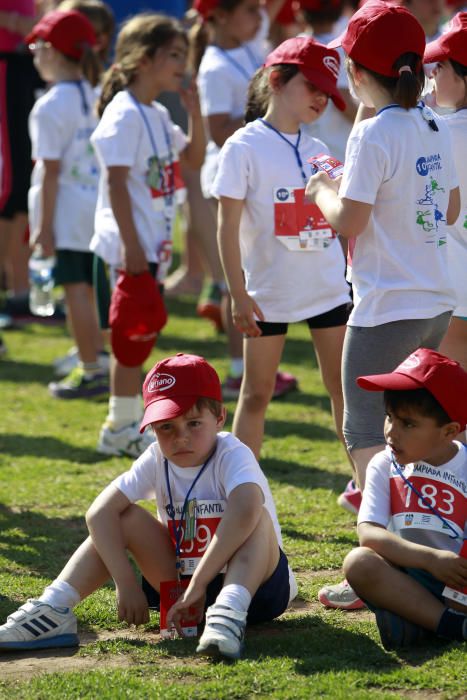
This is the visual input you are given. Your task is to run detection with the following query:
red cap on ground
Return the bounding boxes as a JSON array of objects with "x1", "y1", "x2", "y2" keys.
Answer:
[
  {"x1": 25, "y1": 10, "x2": 96, "y2": 60},
  {"x1": 264, "y1": 36, "x2": 346, "y2": 110},
  {"x1": 328, "y1": 0, "x2": 425, "y2": 77},
  {"x1": 424, "y1": 12, "x2": 467, "y2": 67},
  {"x1": 109, "y1": 271, "x2": 167, "y2": 369},
  {"x1": 140, "y1": 353, "x2": 223, "y2": 431},
  {"x1": 357, "y1": 348, "x2": 467, "y2": 428},
  {"x1": 193, "y1": 0, "x2": 219, "y2": 19}
]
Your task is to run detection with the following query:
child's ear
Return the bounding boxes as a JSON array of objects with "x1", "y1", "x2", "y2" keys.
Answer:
[
  {"x1": 216, "y1": 406, "x2": 227, "y2": 429},
  {"x1": 443, "y1": 421, "x2": 462, "y2": 440},
  {"x1": 268, "y1": 69, "x2": 283, "y2": 92}
]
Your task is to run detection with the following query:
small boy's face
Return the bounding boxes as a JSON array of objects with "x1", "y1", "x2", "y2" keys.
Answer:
[
  {"x1": 384, "y1": 406, "x2": 458, "y2": 466},
  {"x1": 152, "y1": 405, "x2": 226, "y2": 468}
]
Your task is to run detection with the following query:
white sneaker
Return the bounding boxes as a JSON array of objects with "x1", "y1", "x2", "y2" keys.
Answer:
[
  {"x1": 54, "y1": 347, "x2": 110, "y2": 378},
  {"x1": 196, "y1": 604, "x2": 247, "y2": 660},
  {"x1": 0, "y1": 600, "x2": 78, "y2": 651},
  {"x1": 97, "y1": 421, "x2": 155, "y2": 458}
]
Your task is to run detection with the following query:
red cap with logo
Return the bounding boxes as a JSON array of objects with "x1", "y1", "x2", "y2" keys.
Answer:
[
  {"x1": 109, "y1": 271, "x2": 167, "y2": 369},
  {"x1": 424, "y1": 12, "x2": 467, "y2": 67},
  {"x1": 357, "y1": 348, "x2": 467, "y2": 428},
  {"x1": 25, "y1": 10, "x2": 96, "y2": 61},
  {"x1": 328, "y1": 0, "x2": 425, "y2": 78},
  {"x1": 140, "y1": 353, "x2": 223, "y2": 431},
  {"x1": 264, "y1": 36, "x2": 346, "y2": 110},
  {"x1": 192, "y1": 0, "x2": 219, "y2": 19}
]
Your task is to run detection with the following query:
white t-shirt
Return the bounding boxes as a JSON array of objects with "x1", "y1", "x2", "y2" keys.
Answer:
[
  {"x1": 28, "y1": 80, "x2": 99, "y2": 251},
  {"x1": 340, "y1": 106, "x2": 457, "y2": 326},
  {"x1": 442, "y1": 109, "x2": 467, "y2": 317},
  {"x1": 112, "y1": 431, "x2": 297, "y2": 598},
  {"x1": 90, "y1": 91, "x2": 187, "y2": 270},
  {"x1": 197, "y1": 9, "x2": 269, "y2": 197},
  {"x1": 359, "y1": 443, "x2": 467, "y2": 554},
  {"x1": 212, "y1": 119, "x2": 350, "y2": 322}
]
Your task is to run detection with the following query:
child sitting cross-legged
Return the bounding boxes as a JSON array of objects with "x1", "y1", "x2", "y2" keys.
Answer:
[
  {"x1": 343, "y1": 348, "x2": 467, "y2": 649},
  {"x1": 0, "y1": 353, "x2": 297, "y2": 660}
]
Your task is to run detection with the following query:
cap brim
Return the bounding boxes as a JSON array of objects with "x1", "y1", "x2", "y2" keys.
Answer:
[
  {"x1": 423, "y1": 42, "x2": 449, "y2": 64},
  {"x1": 357, "y1": 372, "x2": 422, "y2": 392},
  {"x1": 24, "y1": 28, "x2": 39, "y2": 46},
  {"x1": 300, "y1": 67, "x2": 346, "y2": 111},
  {"x1": 327, "y1": 31, "x2": 345, "y2": 50},
  {"x1": 111, "y1": 327, "x2": 156, "y2": 368},
  {"x1": 140, "y1": 395, "x2": 197, "y2": 432}
]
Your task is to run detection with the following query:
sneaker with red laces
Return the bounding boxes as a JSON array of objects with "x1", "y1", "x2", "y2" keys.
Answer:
[
  {"x1": 318, "y1": 579, "x2": 366, "y2": 610},
  {"x1": 337, "y1": 479, "x2": 362, "y2": 515},
  {"x1": 222, "y1": 371, "x2": 298, "y2": 401},
  {"x1": 196, "y1": 281, "x2": 224, "y2": 333}
]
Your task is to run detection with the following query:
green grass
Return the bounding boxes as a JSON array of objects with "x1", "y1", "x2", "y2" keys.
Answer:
[{"x1": 0, "y1": 299, "x2": 465, "y2": 699}]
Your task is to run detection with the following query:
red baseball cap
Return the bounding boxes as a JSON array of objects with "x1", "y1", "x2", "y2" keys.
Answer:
[
  {"x1": 275, "y1": 0, "x2": 300, "y2": 25},
  {"x1": 357, "y1": 348, "x2": 467, "y2": 427},
  {"x1": 328, "y1": 1, "x2": 425, "y2": 78},
  {"x1": 26, "y1": 10, "x2": 96, "y2": 61},
  {"x1": 109, "y1": 271, "x2": 167, "y2": 369},
  {"x1": 424, "y1": 12, "x2": 467, "y2": 67},
  {"x1": 192, "y1": 0, "x2": 219, "y2": 19},
  {"x1": 140, "y1": 353, "x2": 223, "y2": 431},
  {"x1": 264, "y1": 36, "x2": 346, "y2": 110}
]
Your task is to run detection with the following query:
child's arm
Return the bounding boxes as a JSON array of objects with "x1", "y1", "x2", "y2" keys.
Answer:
[
  {"x1": 446, "y1": 186, "x2": 460, "y2": 225},
  {"x1": 33, "y1": 159, "x2": 60, "y2": 257},
  {"x1": 207, "y1": 113, "x2": 244, "y2": 149},
  {"x1": 179, "y1": 79, "x2": 206, "y2": 170},
  {"x1": 86, "y1": 483, "x2": 150, "y2": 625},
  {"x1": 107, "y1": 166, "x2": 149, "y2": 275},
  {"x1": 358, "y1": 521, "x2": 467, "y2": 590},
  {"x1": 167, "y1": 482, "x2": 265, "y2": 631},
  {"x1": 217, "y1": 195, "x2": 264, "y2": 336},
  {"x1": 305, "y1": 171, "x2": 373, "y2": 239}
]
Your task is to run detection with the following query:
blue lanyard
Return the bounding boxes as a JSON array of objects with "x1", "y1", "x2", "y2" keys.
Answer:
[
  {"x1": 390, "y1": 453, "x2": 461, "y2": 540},
  {"x1": 128, "y1": 91, "x2": 175, "y2": 238},
  {"x1": 164, "y1": 443, "x2": 217, "y2": 577},
  {"x1": 215, "y1": 44, "x2": 260, "y2": 81},
  {"x1": 259, "y1": 118, "x2": 308, "y2": 186},
  {"x1": 377, "y1": 101, "x2": 439, "y2": 131},
  {"x1": 61, "y1": 80, "x2": 89, "y2": 115}
]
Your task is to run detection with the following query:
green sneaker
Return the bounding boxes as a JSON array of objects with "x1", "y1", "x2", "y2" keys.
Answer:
[{"x1": 48, "y1": 366, "x2": 109, "y2": 399}]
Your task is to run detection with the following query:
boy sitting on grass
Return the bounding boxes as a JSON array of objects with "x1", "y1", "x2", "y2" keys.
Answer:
[
  {"x1": 0, "y1": 353, "x2": 297, "y2": 660},
  {"x1": 344, "y1": 348, "x2": 467, "y2": 649}
]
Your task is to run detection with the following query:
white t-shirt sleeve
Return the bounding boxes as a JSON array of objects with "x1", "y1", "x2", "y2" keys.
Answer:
[
  {"x1": 211, "y1": 137, "x2": 249, "y2": 200},
  {"x1": 358, "y1": 452, "x2": 392, "y2": 527},
  {"x1": 198, "y1": 64, "x2": 237, "y2": 117},
  {"x1": 111, "y1": 446, "x2": 159, "y2": 502},
  {"x1": 29, "y1": 97, "x2": 74, "y2": 161},
  {"x1": 340, "y1": 123, "x2": 387, "y2": 205},
  {"x1": 218, "y1": 442, "x2": 267, "y2": 501},
  {"x1": 91, "y1": 104, "x2": 141, "y2": 167}
]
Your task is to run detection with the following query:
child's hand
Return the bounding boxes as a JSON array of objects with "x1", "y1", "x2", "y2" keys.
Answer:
[
  {"x1": 305, "y1": 171, "x2": 339, "y2": 202},
  {"x1": 115, "y1": 582, "x2": 150, "y2": 626},
  {"x1": 180, "y1": 77, "x2": 201, "y2": 118},
  {"x1": 428, "y1": 549, "x2": 467, "y2": 588},
  {"x1": 231, "y1": 291, "x2": 264, "y2": 337},
  {"x1": 32, "y1": 229, "x2": 55, "y2": 258},
  {"x1": 166, "y1": 584, "x2": 206, "y2": 637},
  {"x1": 122, "y1": 241, "x2": 149, "y2": 275}
]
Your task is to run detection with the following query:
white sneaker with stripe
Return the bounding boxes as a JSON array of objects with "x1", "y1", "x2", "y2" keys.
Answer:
[
  {"x1": 196, "y1": 604, "x2": 247, "y2": 660},
  {"x1": 0, "y1": 600, "x2": 78, "y2": 650}
]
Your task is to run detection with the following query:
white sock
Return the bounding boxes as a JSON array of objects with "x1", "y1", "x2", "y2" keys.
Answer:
[
  {"x1": 106, "y1": 396, "x2": 139, "y2": 430},
  {"x1": 230, "y1": 358, "x2": 244, "y2": 379},
  {"x1": 215, "y1": 583, "x2": 251, "y2": 613},
  {"x1": 39, "y1": 579, "x2": 81, "y2": 610}
]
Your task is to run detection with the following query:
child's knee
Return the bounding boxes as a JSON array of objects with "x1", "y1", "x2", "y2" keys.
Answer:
[
  {"x1": 241, "y1": 380, "x2": 274, "y2": 410},
  {"x1": 343, "y1": 546, "x2": 381, "y2": 585}
]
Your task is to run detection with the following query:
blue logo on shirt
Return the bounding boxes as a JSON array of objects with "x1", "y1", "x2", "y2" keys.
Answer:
[
  {"x1": 416, "y1": 154, "x2": 442, "y2": 176},
  {"x1": 276, "y1": 188, "x2": 289, "y2": 201}
]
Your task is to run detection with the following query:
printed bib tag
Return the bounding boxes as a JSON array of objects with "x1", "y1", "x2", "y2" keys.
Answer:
[
  {"x1": 183, "y1": 498, "x2": 197, "y2": 541},
  {"x1": 159, "y1": 579, "x2": 198, "y2": 638},
  {"x1": 274, "y1": 187, "x2": 336, "y2": 251},
  {"x1": 307, "y1": 153, "x2": 344, "y2": 179},
  {"x1": 442, "y1": 540, "x2": 467, "y2": 608}
]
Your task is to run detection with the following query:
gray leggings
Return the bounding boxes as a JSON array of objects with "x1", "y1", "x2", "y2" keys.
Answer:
[{"x1": 342, "y1": 312, "x2": 452, "y2": 452}]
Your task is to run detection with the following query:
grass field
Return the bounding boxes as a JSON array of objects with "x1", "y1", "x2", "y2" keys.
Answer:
[{"x1": 0, "y1": 295, "x2": 466, "y2": 699}]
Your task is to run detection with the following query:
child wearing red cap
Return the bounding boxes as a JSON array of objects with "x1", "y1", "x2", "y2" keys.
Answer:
[
  {"x1": 213, "y1": 35, "x2": 352, "y2": 459},
  {"x1": 342, "y1": 348, "x2": 467, "y2": 648},
  {"x1": 89, "y1": 14, "x2": 205, "y2": 458},
  {"x1": 425, "y1": 13, "x2": 467, "y2": 372},
  {"x1": 26, "y1": 10, "x2": 109, "y2": 400},
  {"x1": 0, "y1": 353, "x2": 297, "y2": 660},
  {"x1": 305, "y1": 0, "x2": 460, "y2": 609}
]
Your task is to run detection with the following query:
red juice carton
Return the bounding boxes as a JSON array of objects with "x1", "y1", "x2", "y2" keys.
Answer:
[{"x1": 159, "y1": 579, "x2": 198, "y2": 639}]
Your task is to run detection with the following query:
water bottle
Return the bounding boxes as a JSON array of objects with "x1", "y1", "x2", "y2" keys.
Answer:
[{"x1": 29, "y1": 250, "x2": 56, "y2": 317}]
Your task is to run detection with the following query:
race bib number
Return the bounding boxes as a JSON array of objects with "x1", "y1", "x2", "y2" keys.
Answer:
[
  {"x1": 274, "y1": 187, "x2": 336, "y2": 251},
  {"x1": 390, "y1": 466, "x2": 466, "y2": 539},
  {"x1": 167, "y1": 499, "x2": 226, "y2": 575},
  {"x1": 149, "y1": 159, "x2": 186, "y2": 211}
]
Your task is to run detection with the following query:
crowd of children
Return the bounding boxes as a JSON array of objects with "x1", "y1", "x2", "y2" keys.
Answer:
[{"x1": 0, "y1": 0, "x2": 465, "y2": 661}]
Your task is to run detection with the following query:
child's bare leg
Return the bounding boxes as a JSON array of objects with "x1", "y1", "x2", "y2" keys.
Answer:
[
  {"x1": 64, "y1": 283, "x2": 102, "y2": 364},
  {"x1": 344, "y1": 547, "x2": 444, "y2": 630},
  {"x1": 232, "y1": 334, "x2": 285, "y2": 458},
  {"x1": 111, "y1": 357, "x2": 142, "y2": 397}
]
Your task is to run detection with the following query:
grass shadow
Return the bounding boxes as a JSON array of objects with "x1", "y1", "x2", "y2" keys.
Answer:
[
  {"x1": 261, "y1": 457, "x2": 345, "y2": 491},
  {"x1": 0, "y1": 434, "x2": 108, "y2": 464}
]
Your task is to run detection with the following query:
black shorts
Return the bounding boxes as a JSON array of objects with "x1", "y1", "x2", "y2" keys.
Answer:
[
  {"x1": 142, "y1": 549, "x2": 291, "y2": 625},
  {"x1": 54, "y1": 250, "x2": 95, "y2": 286},
  {"x1": 253, "y1": 302, "x2": 352, "y2": 337},
  {"x1": 0, "y1": 52, "x2": 43, "y2": 218}
]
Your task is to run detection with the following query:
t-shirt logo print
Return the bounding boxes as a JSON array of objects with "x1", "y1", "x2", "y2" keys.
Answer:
[
  {"x1": 323, "y1": 56, "x2": 339, "y2": 80},
  {"x1": 148, "y1": 373, "x2": 176, "y2": 393}
]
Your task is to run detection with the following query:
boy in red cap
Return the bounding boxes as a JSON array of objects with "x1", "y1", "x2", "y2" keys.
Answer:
[
  {"x1": 0, "y1": 353, "x2": 297, "y2": 660},
  {"x1": 342, "y1": 348, "x2": 467, "y2": 648}
]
